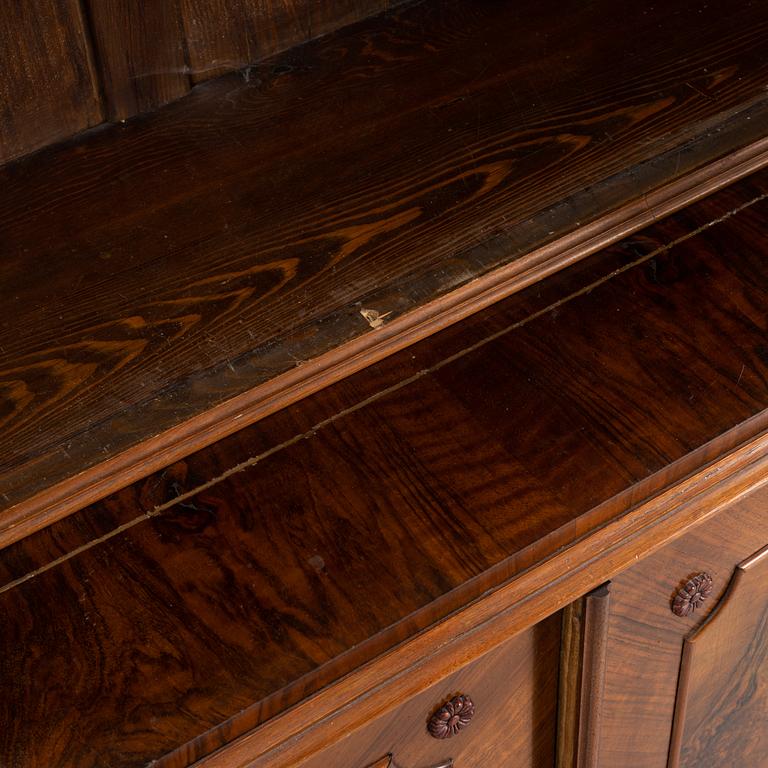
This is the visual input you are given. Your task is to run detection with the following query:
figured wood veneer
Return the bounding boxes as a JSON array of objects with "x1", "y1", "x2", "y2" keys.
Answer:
[
  {"x1": 300, "y1": 618, "x2": 561, "y2": 768},
  {"x1": 2, "y1": 172, "x2": 768, "y2": 767},
  {"x1": 668, "y1": 545, "x2": 768, "y2": 768},
  {"x1": 597, "y1": 488, "x2": 768, "y2": 768}
]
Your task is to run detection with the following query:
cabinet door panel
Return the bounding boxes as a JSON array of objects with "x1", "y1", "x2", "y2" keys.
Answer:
[
  {"x1": 594, "y1": 482, "x2": 768, "y2": 768},
  {"x1": 303, "y1": 613, "x2": 561, "y2": 768},
  {"x1": 668, "y1": 544, "x2": 768, "y2": 767}
]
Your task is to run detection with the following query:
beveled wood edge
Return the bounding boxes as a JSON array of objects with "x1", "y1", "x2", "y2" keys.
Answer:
[
  {"x1": 665, "y1": 571, "x2": 744, "y2": 768},
  {"x1": 666, "y1": 542, "x2": 768, "y2": 767},
  {"x1": 576, "y1": 585, "x2": 611, "y2": 768},
  {"x1": 4, "y1": 132, "x2": 768, "y2": 550},
  {"x1": 558, "y1": 584, "x2": 612, "y2": 768},
  {"x1": 556, "y1": 598, "x2": 585, "y2": 768},
  {"x1": 188, "y1": 427, "x2": 768, "y2": 768}
]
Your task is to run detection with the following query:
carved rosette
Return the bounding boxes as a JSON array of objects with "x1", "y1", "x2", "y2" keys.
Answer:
[
  {"x1": 672, "y1": 572, "x2": 713, "y2": 617},
  {"x1": 428, "y1": 694, "x2": 475, "y2": 739}
]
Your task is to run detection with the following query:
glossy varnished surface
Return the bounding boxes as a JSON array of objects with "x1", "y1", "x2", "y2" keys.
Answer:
[
  {"x1": 669, "y1": 545, "x2": 768, "y2": 768},
  {"x1": 597, "y1": 486, "x2": 768, "y2": 768},
  {"x1": 1, "y1": 173, "x2": 768, "y2": 766},
  {"x1": 2, "y1": 0, "x2": 768, "y2": 533},
  {"x1": 302, "y1": 615, "x2": 561, "y2": 768}
]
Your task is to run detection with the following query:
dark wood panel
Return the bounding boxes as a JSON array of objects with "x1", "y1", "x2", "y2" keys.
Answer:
[
  {"x1": 0, "y1": 0, "x2": 102, "y2": 164},
  {"x1": 84, "y1": 0, "x2": 191, "y2": 120},
  {"x1": 180, "y1": 0, "x2": 389, "y2": 83},
  {"x1": 2, "y1": 0, "x2": 768, "y2": 535},
  {"x1": 668, "y1": 545, "x2": 768, "y2": 768},
  {"x1": 2, "y1": 173, "x2": 768, "y2": 767},
  {"x1": 597, "y1": 490, "x2": 768, "y2": 767},
  {"x1": 0, "y1": 210, "x2": 643, "y2": 589},
  {"x1": 302, "y1": 615, "x2": 561, "y2": 768}
]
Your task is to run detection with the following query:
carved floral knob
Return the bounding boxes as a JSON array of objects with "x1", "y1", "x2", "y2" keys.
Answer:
[
  {"x1": 672, "y1": 572, "x2": 713, "y2": 617},
  {"x1": 428, "y1": 694, "x2": 475, "y2": 739}
]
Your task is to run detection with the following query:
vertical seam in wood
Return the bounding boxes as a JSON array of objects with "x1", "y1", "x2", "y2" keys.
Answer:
[
  {"x1": 556, "y1": 598, "x2": 585, "y2": 768},
  {"x1": 172, "y1": 0, "x2": 193, "y2": 94},
  {"x1": 77, "y1": 0, "x2": 109, "y2": 121}
]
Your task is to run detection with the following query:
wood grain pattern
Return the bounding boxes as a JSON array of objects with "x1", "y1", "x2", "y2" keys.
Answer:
[
  {"x1": 597, "y1": 494, "x2": 768, "y2": 767},
  {"x1": 557, "y1": 599, "x2": 585, "y2": 768},
  {"x1": 301, "y1": 616, "x2": 560, "y2": 768},
  {"x1": 668, "y1": 545, "x2": 768, "y2": 768},
  {"x1": 0, "y1": 0, "x2": 102, "y2": 164},
  {"x1": 201, "y1": 441, "x2": 768, "y2": 768},
  {"x1": 365, "y1": 758, "x2": 392, "y2": 768},
  {"x1": 2, "y1": 174, "x2": 768, "y2": 767},
  {"x1": 84, "y1": 0, "x2": 191, "y2": 120},
  {"x1": 2, "y1": 0, "x2": 768, "y2": 537},
  {"x1": 180, "y1": 0, "x2": 393, "y2": 83},
  {"x1": 557, "y1": 585, "x2": 611, "y2": 768},
  {"x1": 3, "y1": 169, "x2": 768, "y2": 585}
]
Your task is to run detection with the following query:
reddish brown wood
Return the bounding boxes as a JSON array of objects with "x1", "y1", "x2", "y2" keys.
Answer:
[
  {"x1": 2, "y1": 174, "x2": 768, "y2": 767},
  {"x1": 0, "y1": 0, "x2": 102, "y2": 164},
  {"x1": 557, "y1": 599, "x2": 585, "y2": 768},
  {"x1": 201, "y1": 444, "x2": 768, "y2": 768},
  {"x1": 3, "y1": 0, "x2": 768, "y2": 540},
  {"x1": 366, "y1": 758, "x2": 392, "y2": 768},
  {"x1": 84, "y1": 0, "x2": 191, "y2": 120},
  {"x1": 576, "y1": 586, "x2": 611, "y2": 767},
  {"x1": 597, "y1": 492, "x2": 768, "y2": 768},
  {"x1": 668, "y1": 545, "x2": 768, "y2": 768},
  {"x1": 557, "y1": 584, "x2": 612, "y2": 768},
  {"x1": 300, "y1": 617, "x2": 561, "y2": 768}
]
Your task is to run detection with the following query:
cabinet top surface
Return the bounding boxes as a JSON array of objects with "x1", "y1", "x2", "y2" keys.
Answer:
[{"x1": 2, "y1": 168, "x2": 768, "y2": 768}]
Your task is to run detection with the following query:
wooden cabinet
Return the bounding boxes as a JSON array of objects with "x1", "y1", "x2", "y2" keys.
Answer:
[
  {"x1": 1, "y1": 19, "x2": 768, "y2": 759},
  {"x1": 669, "y1": 545, "x2": 768, "y2": 767},
  {"x1": 568, "y1": 482, "x2": 768, "y2": 768},
  {"x1": 304, "y1": 615, "x2": 561, "y2": 768}
]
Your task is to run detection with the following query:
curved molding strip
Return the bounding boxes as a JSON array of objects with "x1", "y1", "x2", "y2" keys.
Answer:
[{"x1": 557, "y1": 583, "x2": 612, "y2": 768}]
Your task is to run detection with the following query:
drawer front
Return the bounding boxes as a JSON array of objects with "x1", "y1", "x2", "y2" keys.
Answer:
[
  {"x1": 302, "y1": 612, "x2": 562, "y2": 768},
  {"x1": 594, "y1": 480, "x2": 768, "y2": 768}
]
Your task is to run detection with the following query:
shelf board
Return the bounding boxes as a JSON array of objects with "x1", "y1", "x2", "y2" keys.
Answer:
[
  {"x1": 2, "y1": 0, "x2": 768, "y2": 539},
  {"x1": 2, "y1": 170, "x2": 768, "y2": 767}
]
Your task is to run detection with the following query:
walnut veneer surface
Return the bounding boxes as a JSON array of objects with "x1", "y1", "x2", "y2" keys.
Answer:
[
  {"x1": 3, "y1": 0, "x2": 768, "y2": 540},
  {"x1": 2, "y1": 168, "x2": 768, "y2": 767},
  {"x1": 598, "y1": 485, "x2": 768, "y2": 768}
]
